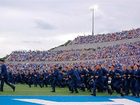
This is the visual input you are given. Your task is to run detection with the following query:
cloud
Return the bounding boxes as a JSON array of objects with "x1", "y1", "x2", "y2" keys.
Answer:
[
  {"x1": 0, "y1": 0, "x2": 140, "y2": 57},
  {"x1": 34, "y1": 18, "x2": 56, "y2": 30},
  {"x1": 22, "y1": 40, "x2": 42, "y2": 44}
]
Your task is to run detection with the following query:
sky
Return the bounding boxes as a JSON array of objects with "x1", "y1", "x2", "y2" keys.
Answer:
[{"x1": 0, "y1": 0, "x2": 140, "y2": 57}]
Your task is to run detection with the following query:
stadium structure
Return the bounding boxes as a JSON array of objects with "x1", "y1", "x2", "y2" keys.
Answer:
[{"x1": 5, "y1": 28, "x2": 140, "y2": 71}]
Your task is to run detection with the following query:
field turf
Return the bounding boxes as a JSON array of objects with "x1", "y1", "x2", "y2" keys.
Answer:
[{"x1": 0, "y1": 84, "x2": 119, "y2": 96}]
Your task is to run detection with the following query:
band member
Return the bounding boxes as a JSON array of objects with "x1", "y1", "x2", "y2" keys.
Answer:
[{"x1": 0, "y1": 59, "x2": 15, "y2": 92}]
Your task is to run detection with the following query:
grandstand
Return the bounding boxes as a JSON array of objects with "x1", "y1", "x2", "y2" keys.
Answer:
[{"x1": 5, "y1": 28, "x2": 140, "y2": 72}]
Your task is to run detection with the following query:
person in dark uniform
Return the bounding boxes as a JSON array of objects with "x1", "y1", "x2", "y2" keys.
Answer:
[
  {"x1": 8, "y1": 71, "x2": 14, "y2": 84},
  {"x1": 108, "y1": 65, "x2": 115, "y2": 93},
  {"x1": 68, "y1": 66, "x2": 81, "y2": 93},
  {"x1": 57, "y1": 66, "x2": 63, "y2": 87},
  {"x1": 87, "y1": 66, "x2": 94, "y2": 92},
  {"x1": 91, "y1": 65, "x2": 105, "y2": 96},
  {"x1": 134, "y1": 64, "x2": 140, "y2": 98},
  {"x1": 27, "y1": 70, "x2": 33, "y2": 88},
  {"x1": 129, "y1": 66, "x2": 136, "y2": 97},
  {"x1": 100, "y1": 64, "x2": 109, "y2": 93},
  {"x1": 113, "y1": 66, "x2": 124, "y2": 96},
  {"x1": 32, "y1": 70, "x2": 42, "y2": 88},
  {"x1": 42, "y1": 70, "x2": 49, "y2": 87},
  {"x1": 51, "y1": 65, "x2": 60, "y2": 92},
  {"x1": 79, "y1": 66, "x2": 87, "y2": 91},
  {"x1": 0, "y1": 59, "x2": 15, "y2": 92},
  {"x1": 66, "y1": 66, "x2": 72, "y2": 92},
  {"x1": 122, "y1": 65, "x2": 130, "y2": 96}
]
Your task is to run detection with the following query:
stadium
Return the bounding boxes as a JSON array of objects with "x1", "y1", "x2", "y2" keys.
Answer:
[
  {"x1": 1, "y1": 28, "x2": 140, "y2": 104},
  {"x1": 0, "y1": 0, "x2": 140, "y2": 105}
]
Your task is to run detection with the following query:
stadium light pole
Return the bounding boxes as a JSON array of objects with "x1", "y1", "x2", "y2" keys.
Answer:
[{"x1": 89, "y1": 5, "x2": 98, "y2": 35}]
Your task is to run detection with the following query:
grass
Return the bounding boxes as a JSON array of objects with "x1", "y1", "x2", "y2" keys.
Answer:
[{"x1": 0, "y1": 84, "x2": 118, "y2": 96}]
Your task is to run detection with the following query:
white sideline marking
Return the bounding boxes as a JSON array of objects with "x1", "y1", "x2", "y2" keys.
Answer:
[{"x1": 14, "y1": 98, "x2": 140, "y2": 105}]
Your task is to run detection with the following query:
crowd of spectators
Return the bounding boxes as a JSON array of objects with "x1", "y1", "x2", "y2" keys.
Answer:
[
  {"x1": 69, "y1": 28, "x2": 140, "y2": 45},
  {"x1": 6, "y1": 41, "x2": 140, "y2": 62},
  {"x1": 7, "y1": 54, "x2": 139, "y2": 74},
  {"x1": 6, "y1": 28, "x2": 140, "y2": 73}
]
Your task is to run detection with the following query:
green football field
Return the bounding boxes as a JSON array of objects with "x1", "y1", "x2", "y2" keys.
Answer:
[{"x1": 0, "y1": 84, "x2": 119, "y2": 96}]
